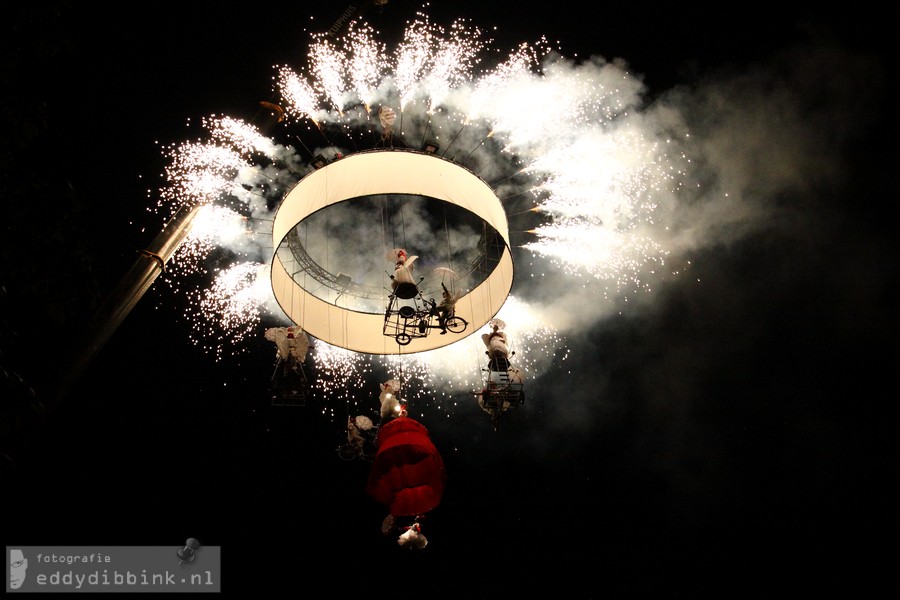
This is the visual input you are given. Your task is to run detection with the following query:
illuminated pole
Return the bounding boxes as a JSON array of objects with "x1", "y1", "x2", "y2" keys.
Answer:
[{"x1": 53, "y1": 203, "x2": 202, "y2": 403}]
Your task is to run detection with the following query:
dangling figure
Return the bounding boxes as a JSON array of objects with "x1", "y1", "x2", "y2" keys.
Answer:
[
  {"x1": 380, "y1": 514, "x2": 428, "y2": 550},
  {"x1": 378, "y1": 379, "x2": 406, "y2": 422},
  {"x1": 431, "y1": 283, "x2": 461, "y2": 334},
  {"x1": 387, "y1": 248, "x2": 418, "y2": 292},
  {"x1": 482, "y1": 322, "x2": 508, "y2": 361},
  {"x1": 379, "y1": 105, "x2": 397, "y2": 142},
  {"x1": 265, "y1": 326, "x2": 309, "y2": 374},
  {"x1": 397, "y1": 521, "x2": 428, "y2": 550},
  {"x1": 347, "y1": 416, "x2": 367, "y2": 455},
  {"x1": 340, "y1": 414, "x2": 375, "y2": 460},
  {"x1": 265, "y1": 326, "x2": 310, "y2": 404},
  {"x1": 476, "y1": 320, "x2": 523, "y2": 430}
]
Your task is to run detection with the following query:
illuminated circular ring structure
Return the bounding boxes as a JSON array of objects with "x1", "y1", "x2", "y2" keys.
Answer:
[{"x1": 271, "y1": 150, "x2": 514, "y2": 355}]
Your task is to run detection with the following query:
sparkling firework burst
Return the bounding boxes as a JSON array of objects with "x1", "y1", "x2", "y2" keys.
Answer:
[{"x1": 150, "y1": 11, "x2": 693, "y2": 412}]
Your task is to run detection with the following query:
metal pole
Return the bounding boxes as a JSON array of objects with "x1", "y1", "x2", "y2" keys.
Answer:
[{"x1": 51, "y1": 203, "x2": 202, "y2": 404}]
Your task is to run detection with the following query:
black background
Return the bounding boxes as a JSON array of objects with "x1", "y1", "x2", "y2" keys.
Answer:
[{"x1": 2, "y1": 2, "x2": 895, "y2": 596}]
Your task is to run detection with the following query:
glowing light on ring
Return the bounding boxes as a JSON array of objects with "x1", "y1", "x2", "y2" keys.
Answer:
[{"x1": 271, "y1": 150, "x2": 514, "y2": 355}]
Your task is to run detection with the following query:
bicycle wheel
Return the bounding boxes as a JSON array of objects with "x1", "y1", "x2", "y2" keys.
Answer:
[
  {"x1": 396, "y1": 333, "x2": 412, "y2": 345},
  {"x1": 445, "y1": 316, "x2": 467, "y2": 333},
  {"x1": 337, "y1": 445, "x2": 357, "y2": 461}
]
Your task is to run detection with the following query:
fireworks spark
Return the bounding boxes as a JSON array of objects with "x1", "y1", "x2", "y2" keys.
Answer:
[
  {"x1": 158, "y1": 139, "x2": 250, "y2": 214},
  {"x1": 310, "y1": 35, "x2": 350, "y2": 115},
  {"x1": 187, "y1": 262, "x2": 273, "y2": 358},
  {"x1": 164, "y1": 204, "x2": 250, "y2": 278},
  {"x1": 309, "y1": 342, "x2": 374, "y2": 419},
  {"x1": 151, "y1": 11, "x2": 697, "y2": 414},
  {"x1": 345, "y1": 21, "x2": 389, "y2": 112},
  {"x1": 277, "y1": 68, "x2": 322, "y2": 125}
]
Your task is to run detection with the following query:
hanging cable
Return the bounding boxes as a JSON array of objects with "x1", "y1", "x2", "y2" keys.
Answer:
[
  {"x1": 462, "y1": 131, "x2": 493, "y2": 164},
  {"x1": 443, "y1": 205, "x2": 453, "y2": 275},
  {"x1": 399, "y1": 198, "x2": 408, "y2": 250},
  {"x1": 420, "y1": 117, "x2": 433, "y2": 151},
  {"x1": 442, "y1": 121, "x2": 467, "y2": 156}
]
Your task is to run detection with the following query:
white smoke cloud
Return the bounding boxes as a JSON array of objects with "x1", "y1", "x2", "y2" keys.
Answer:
[{"x1": 155, "y1": 12, "x2": 885, "y2": 435}]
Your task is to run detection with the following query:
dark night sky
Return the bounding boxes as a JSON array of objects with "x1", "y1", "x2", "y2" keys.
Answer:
[{"x1": 2, "y1": 1, "x2": 895, "y2": 596}]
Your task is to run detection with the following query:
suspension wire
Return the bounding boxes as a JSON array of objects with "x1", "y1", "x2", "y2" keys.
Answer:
[
  {"x1": 339, "y1": 105, "x2": 365, "y2": 154},
  {"x1": 395, "y1": 197, "x2": 412, "y2": 398},
  {"x1": 506, "y1": 204, "x2": 541, "y2": 216},
  {"x1": 345, "y1": 393, "x2": 352, "y2": 433},
  {"x1": 290, "y1": 127, "x2": 317, "y2": 161},
  {"x1": 306, "y1": 117, "x2": 343, "y2": 159},
  {"x1": 381, "y1": 198, "x2": 389, "y2": 285},
  {"x1": 396, "y1": 108, "x2": 405, "y2": 150},
  {"x1": 489, "y1": 168, "x2": 530, "y2": 190},
  {"x1": 399, "y1": 198, "x2": 408, "y2": 252},
  {"x1": 442, "y1": 205, "x2": 455, "y2": 289},
  {"x1": 381, "y1": 195, "x2": 409, "y2": 394},
  {"x1": 462, "y1": 131, "x2": 493, "y2": 164},
  {"x1": 420, "y1": 117, "x2": 433, "y2": 150},
  {"x1": 474, "y1": 326, "x2": 486, "y2": 392},
  {"x1": 367, "y1": 106, "x2": 385, "y2": 149},
  {"x1": 444, "y1": 206, "x2": 452, "y2": 268},
  {"x1": 442, "y1": 121, "x2": 467, "y2": 157}
]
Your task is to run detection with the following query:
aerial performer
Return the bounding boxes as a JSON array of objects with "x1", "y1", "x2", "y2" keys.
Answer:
[
  {"x1": 476, "y1": 320, "x2": 525, "y2": 430},
  {"x1": 366, "y1": 380, "x2": 446, "y2": 550},
  {"x1": 482, "y1": 320, "x2": 509, "y2": 363},
  {"x1": 378, "y1": 378, "x2": 406, "y2": 422},
  {"x1": 430, "y1": 282, "x2": 462, "y2": 334},
  {"x1": 386, "y1": 248, "x2": 418, "y2": 294},
  {"x1": 264, "y1": 325, "x2": 309, "y2": 370},
  {"x1": 379, "y1": 105, "x2": 396, "y2": 141},
  {"x1": 264, "y1": 325, "x2": 310, "y2": 404},
  {"x1": 339, "y1": 414, "x2": 376, "y2": 461},
  {"x1": 396, "y1": 519, "x2": 428, "y2": 550}
]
